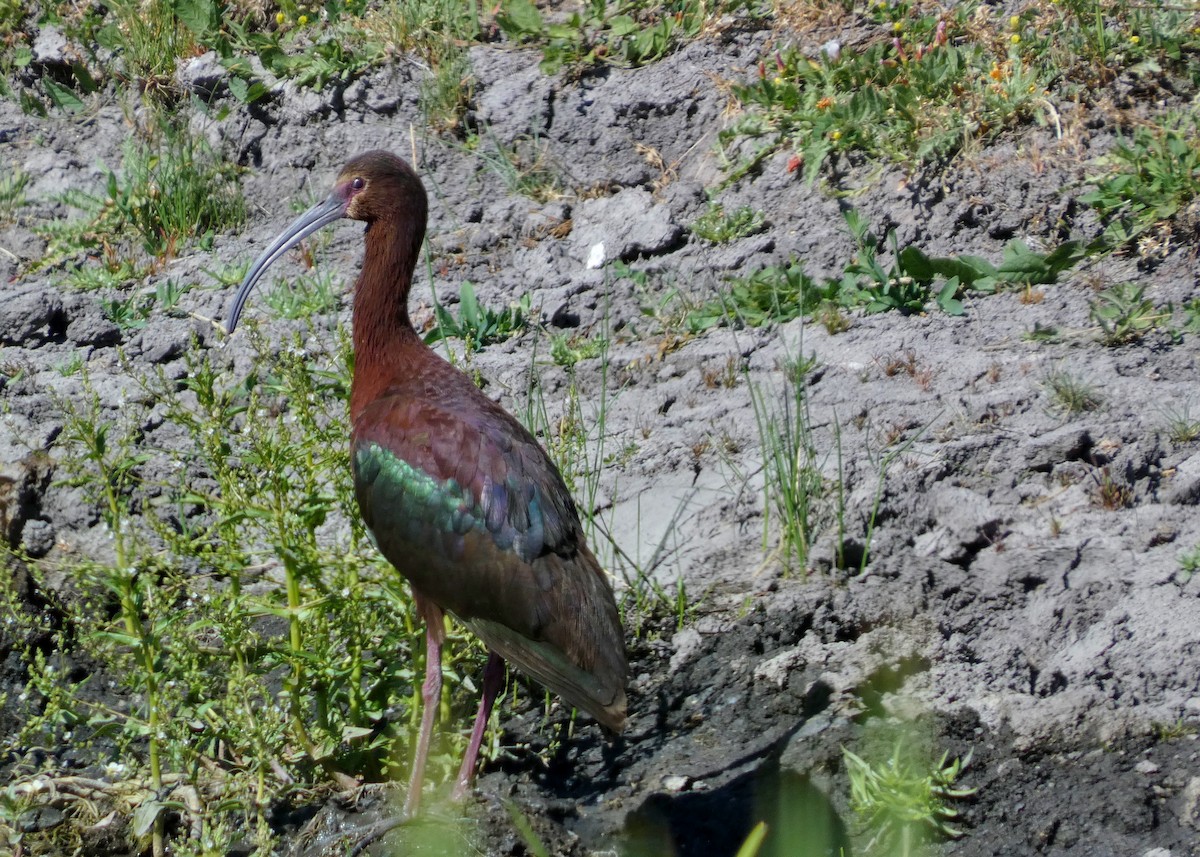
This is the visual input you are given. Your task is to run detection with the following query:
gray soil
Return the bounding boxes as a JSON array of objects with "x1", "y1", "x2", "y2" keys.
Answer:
[{"x1": 3, "y1": 10, "x2": 1200, "y2": 857}]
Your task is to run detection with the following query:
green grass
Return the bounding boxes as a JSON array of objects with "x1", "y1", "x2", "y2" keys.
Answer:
[
  {"x1": 0, "y1": 166, "x2": 28, "y2": 224},
  {"x1": 746, "y1": 350, "x2": 837, "y2": 576},
  {"x1": 37, "y1": 118, "x2": 244, "y2": 269},
  {"x1": 1161, "y1": 401, "x2": 1200, "y2": 444},
  {"x1": 1043, "y1": 368, "x2": 1103, "y2": 416},
  {"x1": 263, "y1": 268, "x2": 342, "y2": 320}
]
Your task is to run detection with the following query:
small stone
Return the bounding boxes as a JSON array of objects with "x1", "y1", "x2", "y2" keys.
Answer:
[
  {"x1": 32, "y1": 25, "x2": 68, "y2": 67},
  {"x1": 1164, "y1": 452, "x2": 1200, "y2": 505},
  {"x1": 21, "y1": 519, "x2": 55, "y2": 558},
  {"x1": 1135, "y1": 759, "x2": 1160, "y2": 775},
  {"x1": 662, "y1": 775, "x2": 690, "y2": 793},
  {"x1": 669, "y1": 628, "x2": 702, "y2": 674}
]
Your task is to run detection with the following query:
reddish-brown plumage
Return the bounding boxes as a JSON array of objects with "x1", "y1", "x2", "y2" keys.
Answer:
[{"x1": 226, "y1": 151, "x2": 627, "y2": 817}]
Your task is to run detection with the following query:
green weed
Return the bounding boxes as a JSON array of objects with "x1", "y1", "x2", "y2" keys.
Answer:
[
  {"x1": 689, "y1": 201, "x2": 766, "y2": 243},
  {"x1": 263, "y1": 268, "x2": 342, "y2": 320},
  {"x1": 723, "y1": 4, "x2": 1046, "y2": 183},
  {"x1": 1178, "y1": 544, "x2": 1200, "y2": 583},
  {"x1": 426, "y1": 281, "x2": 531, "y2": 352},
  {"x1": 496, "y1": 0, "x2": 731, "y2": 76},
  {"x1": 688, "y1": 260, "x2": 838, "y2": 331},
  {"x1": 550, "y1": 332, "x2": 609, "y2": 367},
  {"x1": 844, "y1": 742, "x2": 975, "y2": 856},
  {"x1": 39, "y1": 119, "x2": 244, "y2": 267},
  {"x1": 467, "y1": 131, "x2": 564, "y2": 201},
  {"x1": 1082, "y1": 112, "x2": 1200, "y2": 251},
  {"x1": 1161, "y1": 401, "x2": 1200, "y2": 444},
  {"x1": 0, "y1": 166, "x2": 27, "y2": 223},
  {"x1": 6, "y1": 323, "x2": 489, "y2": 855},
  {"x1": 1089, "y1": 283, "x2": 1168, "y2": 345},
  {"x1": 840, "y1": 211, "x2": 1084, "y2": 315},
  {"x1": 689, "y1": 211, "x2": 1083, "y2": 328},
  {"x1": 1043, "y1": 368, "x2": 1103, "y2": 416},
  {"x1": 747, "y1": 354, "x2": 829, "y2": 575}
]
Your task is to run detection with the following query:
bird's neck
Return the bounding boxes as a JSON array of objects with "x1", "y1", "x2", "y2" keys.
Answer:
[{"x1": 349, "y1": 217, "x2": 426, "y2": 424}]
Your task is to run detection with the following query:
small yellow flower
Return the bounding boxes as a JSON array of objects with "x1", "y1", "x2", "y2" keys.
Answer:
[
  {"x1": 830, "y1": 130, "x2": 842, "y2": 140},
  {"x1": 1009, "y1": 15, "x2": 1020, "y2": 29},
  {"x1": 298, "y1": 14, "x2": 308, "y2": 24},
  {"x1": 773, "y1": 76, "x2": 785, "y2": 85},
  {"x1": 275, "y1": 11, "x2": 285, "y2": 24},
  {"x1": 1130, "y1": 34, "x2": 1140, "y2": 44},
  {"x1": 1010, "y1": 34, "x2": 1021, "y2": 44},
  {"x1": 893, "y1": 21, "x2": 903, "y2": 33}
]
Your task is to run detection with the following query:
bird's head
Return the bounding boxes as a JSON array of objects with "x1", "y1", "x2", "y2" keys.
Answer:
[{"x1": 225, "y1": 151, "x2": 427, "y2": 334}]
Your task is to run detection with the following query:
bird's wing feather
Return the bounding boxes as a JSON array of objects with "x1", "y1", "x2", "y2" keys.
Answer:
[{"x1": 351, "y1": 388, "x2": 626, "y2": 729}]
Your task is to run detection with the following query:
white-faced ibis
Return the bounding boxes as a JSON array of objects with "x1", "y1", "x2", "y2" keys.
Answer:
[{"x1": 225, "y1": 151, "x2": 627, "y2": 816}]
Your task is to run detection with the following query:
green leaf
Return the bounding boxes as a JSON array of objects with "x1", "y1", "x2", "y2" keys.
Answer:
[
  {"x1": 44, "y1": 79, "x2": 84, "y2": 112},
  {"x1": 608, "y1": 14, "x2": 638, "y2": 37},
  {"x1": 497, "y1": 0, "x2": 544, "y2": 39},
  {"x1": 936, "y1": 278, "x2": 965, "y2": 316},
  {"x1": 133, "y1": 800, "x2": 164, "y2": 837},
  {"x1": 228, "y1": 76, "x2": 248, "y2": 103},
  {"x1": 175, "y1": 0, "x2": 216, "y2": 37}
]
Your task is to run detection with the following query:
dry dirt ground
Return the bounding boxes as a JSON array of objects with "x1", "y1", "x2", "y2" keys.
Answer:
[{"x1": 3, "y1": 8, "x2": 1200, "y2": 857}]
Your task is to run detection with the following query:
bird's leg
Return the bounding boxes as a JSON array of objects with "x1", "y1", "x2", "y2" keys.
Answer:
[
  {"x1": 404, "y1": 602, "x2": 445, "y2": 818},
  {"x1": 452, "y1": 651, "x2": 505, "y2": 800}
]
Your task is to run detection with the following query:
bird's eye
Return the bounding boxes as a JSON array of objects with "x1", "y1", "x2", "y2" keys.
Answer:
[{"x1": 351, "y1": 177, "x2": 365, "y2": 191}]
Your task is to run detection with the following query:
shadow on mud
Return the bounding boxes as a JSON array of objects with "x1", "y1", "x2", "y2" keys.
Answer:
[{"x1": 622, "y1": 753, "x2": 850, "y2": 857}]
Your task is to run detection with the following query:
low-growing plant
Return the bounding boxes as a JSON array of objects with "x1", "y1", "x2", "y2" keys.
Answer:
[
  {"x1": 550, "y1": 332, "x2": 608, "y2": 367},
  {"x1": 689, "y1": 210, "x2": 1084, "y2": 328},
  {"x1": 722, "y1": 4, "x2": 1047, "y2": 183},
  {"x1": 690, "y1": 201, "x2": 766, "y2": 243},
  {"x1": 496, "y1": 0, "x2": 725, "y2": 76},
  {"x1": 6, "y1": 325, "x2": 491, "y2": 855},
  {"x1": 263, "y1": 268, "x2": 342, "y2": 320},
  {"x1": 1091, "y1": 466, "x2": 1133, "y2": 510},
  {"x1": 688, "y1": 260, "x2": 839, "y2": 330},
  {"x1": 1089, "y1": 283, "x2": 1168, "y2": 345},
  {"x1": 841, "y1": 211, "x2": 1085, "y2": 316},
  {"x1": 747, "y1": 355, "x2": 828, "y2": 575},
  {"x1": 426, "y1": 280, "x2": 531, "y2": 351},
  {"x1": 844, "y1": 742, "x2": 975, "y2": 856},
  {"x1": 1161, "y1": 401, "x2": 1200, "y2": 444},
  {"x1": 1179, "y1": 544, "x2": 1200, "y2": 583},
  {"x1": 38, "y1": 119, "x2": 244, "y2": 268},
  {"x1": 468, "y1": 131, "x2": 564, "y2": 202},
  {"x1": 0, "y1": 165, "x2": 27, "y2": 223},
  {"x1": 1082, "y1": 112, "x2": 1200, "y2": 251},
  {"x1": 1043, "y1": 368, "x2": 1103, "y2": 416}
]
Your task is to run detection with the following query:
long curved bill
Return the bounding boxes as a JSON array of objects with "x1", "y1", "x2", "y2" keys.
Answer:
[{"x1": 225, "y1": 192, "x2": 346, "y2": 334}]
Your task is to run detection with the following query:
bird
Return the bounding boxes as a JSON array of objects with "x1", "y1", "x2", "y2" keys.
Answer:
[{"x1": 225, "y1": 151, "x2": 628, "y2": 817}]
